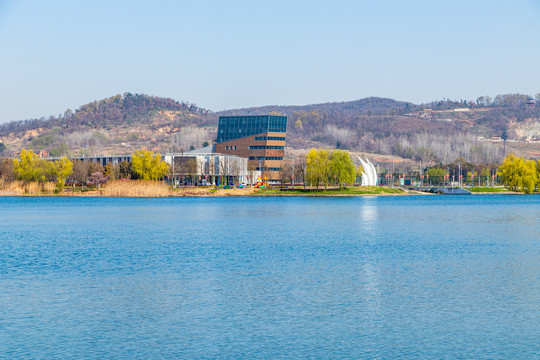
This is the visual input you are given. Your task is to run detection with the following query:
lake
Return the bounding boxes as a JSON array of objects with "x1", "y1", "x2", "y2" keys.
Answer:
[{"x1": 1, "y1": 195, "x2": 539, "y2": 358}]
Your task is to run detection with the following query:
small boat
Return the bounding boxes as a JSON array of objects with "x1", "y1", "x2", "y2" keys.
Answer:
[{"x1": 429, "y1": 187, "x2": 471, "y2": 195}]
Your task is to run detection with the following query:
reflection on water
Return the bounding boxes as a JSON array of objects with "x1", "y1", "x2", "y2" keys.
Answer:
[
  {"x1": 361, "y1": 261, "x2": 382, "y2": 322},
  {"x1": 0, "y1": 195, "x2": 539, "y2": 358},
  {"x1": 358, "y1": 197, "x2": 378, "y2": 234}
]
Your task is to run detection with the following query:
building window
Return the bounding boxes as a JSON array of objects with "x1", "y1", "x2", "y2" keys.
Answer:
[
  {"x1": 249, "y1": 156, "x2": 283, "y2": 161},
  {"x1": 249, "y1": 146, "x2": 284, "y2": 150},
  {"x1": 254, "y1": 136, "x2": 286, "y2": 141},
  {"x1": 217, "y1": 115, "x2": 287, "y2": 143}
]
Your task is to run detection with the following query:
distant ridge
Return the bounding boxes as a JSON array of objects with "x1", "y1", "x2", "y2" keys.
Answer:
[
  {"x1": 213, "y1": 97, "x2": 413, "y2": 117},
  {"x1": 1, "y1": 92, "x2": 539, "y2": 163}
]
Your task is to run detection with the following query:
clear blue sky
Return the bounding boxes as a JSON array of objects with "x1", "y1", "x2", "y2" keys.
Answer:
[{"x1": 1, "y1": 0, "x2": 540, "y2": 123}]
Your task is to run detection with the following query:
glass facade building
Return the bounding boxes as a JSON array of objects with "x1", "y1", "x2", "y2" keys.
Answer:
[
  {"x1": 215, "y1": 115, "x2": 287, "y2": 181},
  {"x1": 217, "y1": 115, "x2": 287, "y2": 143}
]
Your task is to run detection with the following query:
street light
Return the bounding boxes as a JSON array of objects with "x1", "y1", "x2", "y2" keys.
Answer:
[
  {"x1": 292, "y1": 163, "x2": 295, "y2": 188},
  {"x1": 457, "y1": 163, "x2": 461, "y2": 188}
]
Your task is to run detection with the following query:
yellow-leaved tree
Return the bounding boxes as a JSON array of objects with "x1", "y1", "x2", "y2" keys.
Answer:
[
  {"x1": 306, "y1": 148, "x2": 356, "y2": 190},
  {"x1": 131, "y1": 149, "x2": 169, "y2": 180},
  {"x1": 537, "y1": 160, "x2": 540, "y2": 190},
  {"x1": 497, "y1": 154, "x2": 538, "y2": 193},
  {"x1": 55, "y1": 156, "x2": 73, "y2": 188},
  {"x1": 13, "y1": 149, "x2": 57, "y2": 183},
  {"x1": 329, "y1": 149, "x2": 356, "y2": 189},
  {"x1": 13, "y1": 149, "x2": 73, "y2": 188},
  {"x1": 306, "y1": 148, "x2": 329, "y2": 190},
  {"x1": 13, "y1": 149, "x2": 41, "y2": 182}
]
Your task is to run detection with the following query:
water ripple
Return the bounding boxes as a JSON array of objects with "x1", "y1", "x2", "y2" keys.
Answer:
[{"x1": 0, "y1": 195, "x2": 539, "y2": 358}]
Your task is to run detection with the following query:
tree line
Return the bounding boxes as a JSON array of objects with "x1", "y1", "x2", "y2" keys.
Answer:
[
  {"x1": 1, "y1": 92, "x2": 538, "y2": 171},
  {"x1": 0, "y1": 149, "x2": 170, "y2": 191},
  {"x1": 280, "y1": 150, "x2": 540, "y2": 194},
  {"x1": 407, "y1": 154, "x2": 539, "y2": 193}
]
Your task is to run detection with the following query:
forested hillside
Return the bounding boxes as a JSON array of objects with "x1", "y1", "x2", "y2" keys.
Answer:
[
  {"x1": 0, "y1": 93, "x2": 209, "y2": 134},
  {"x1": 0, "y1": 93, "x2": 214, "y2": 157},
  {"x1": 1, "y1": 93, "x2": 540, "y2": 164},
  {"x1": 214, "y1": 97, "x2": 414, "y2": 117},
  {"x1": 213, "y1": 94, "x2": 540, "y2": 163}
]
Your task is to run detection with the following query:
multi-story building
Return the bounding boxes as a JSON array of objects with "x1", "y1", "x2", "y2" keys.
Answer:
[{"x1": 215, "y1": 115, "x2": 287, "y2": 181}]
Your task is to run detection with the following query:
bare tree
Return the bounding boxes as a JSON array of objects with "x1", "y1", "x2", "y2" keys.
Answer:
[
  {"x1": 217, "y1": 157, "x2": 230, "y2": 186},
  {"x1": 228, "y1": 158, "x2": 242, "y2": 186},
  {"x1": 278, "y1": 162, "x2": 293, "y2": 189},
  {"x1": 247, "y1": 160, "x2": 257, "y2": 186},
  {"x1": 0, "y1": 158, "x2": 16, "y2": 182},
  {"x1": 294, "y1": 155, "x2": 307, "y2": 189},
  {"x1": 175, "y1": 156, "x2": 198, "y2": 185},
  {"x1": 71, "y1": 161, "x2": 90, "y2": 183},
  {"x1": 196, "y1": 156, "x2": 211, "y2": 185}
]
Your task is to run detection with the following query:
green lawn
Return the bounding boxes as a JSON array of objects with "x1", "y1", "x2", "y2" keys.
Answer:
[
  {"x1": 466, "y1": 186, "x2": 510, "y2": 193},
  {"x1": 254, "y1": 186, "x2": 405, "y2": 196}
]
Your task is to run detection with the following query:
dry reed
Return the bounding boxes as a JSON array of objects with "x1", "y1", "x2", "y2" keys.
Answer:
[
  {"x1": 0, "y1": 181, "x2": 51, "y2": 195},
  {"x1": 0, "y1": 180, "x2": 26, "y2": 196},
  {"x1": 43, "y1": 182, "x2": 56, "y2": 194},
  {"x1": 25, "y1": 182, "x2": 41, "y2": 195},
  {"x1": 101, "y1": 180, "x2": 172, "y2": 197}
]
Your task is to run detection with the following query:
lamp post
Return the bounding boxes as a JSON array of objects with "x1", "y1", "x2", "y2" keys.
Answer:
[
  {"x1": 392, "y1": 157, "x2": 395, "y2": 188},
  {"x1": 458, "y1": 163, "x2": 461, "y2": 188},
  {"x1": 172, "y1": 154, "x2": 175, "y2": 187}
]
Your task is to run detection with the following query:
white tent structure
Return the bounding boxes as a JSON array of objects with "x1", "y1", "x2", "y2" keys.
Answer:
[{"x1": 357, "y1": 156, "x2": 378, "y2": 186}]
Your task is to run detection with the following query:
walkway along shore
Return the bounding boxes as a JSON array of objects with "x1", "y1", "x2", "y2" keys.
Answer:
[{"x1": 0, "y1": 180, "x2": 523, "y2": 197}]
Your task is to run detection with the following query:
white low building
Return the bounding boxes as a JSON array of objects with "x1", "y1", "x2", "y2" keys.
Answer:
[{"x1": 164, "y1": 145, "x2": 249, "y2": 186}]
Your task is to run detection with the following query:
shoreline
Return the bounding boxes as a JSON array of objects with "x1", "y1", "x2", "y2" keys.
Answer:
[
  {"x1": 0, "y1": 191, "x2": 414, "y2": 198},
  {"x1": 0, "y1": 180, "x2": 528, "y2": 197},
  {"x1": 1, "y1": 181, "x2": 408, "y2": 197},
  {"x1": 0, "y1": 190, "x2": 528, "y2": 198}
]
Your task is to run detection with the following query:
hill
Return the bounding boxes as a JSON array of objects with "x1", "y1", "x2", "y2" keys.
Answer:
[
  {"x1": 1, "y1": 93, "x2": 540, "y2": 164},
  {"x1": 0, "y1": 93, "x2": 215, "y2": 157},
  {"x1": 211, "y1": 94, "x2": 540, "y2": 163},
  {"x1": 213, "y1": 97, "x2": 414, "y2": 117}
]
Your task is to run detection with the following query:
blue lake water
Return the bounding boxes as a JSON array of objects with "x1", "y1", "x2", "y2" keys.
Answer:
[{"x1": 1, "y1": 195, "x2": 539, "y2": 359}]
